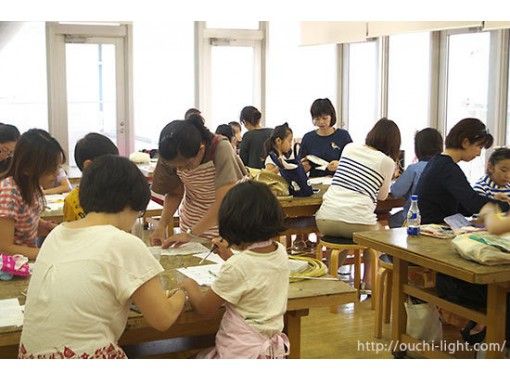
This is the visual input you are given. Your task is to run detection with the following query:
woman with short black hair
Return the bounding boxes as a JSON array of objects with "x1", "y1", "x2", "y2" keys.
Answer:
[
  {"x1": 19, "y1": 155, "x2": 186, "y2": 359},
  {"x1": 150, "y1": 114, "x2": 247, "y2": 248},
  {"x1": 238, "y1": 105, "x2": 272, "y2": 169}
]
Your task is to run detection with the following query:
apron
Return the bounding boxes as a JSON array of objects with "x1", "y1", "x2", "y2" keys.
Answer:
[{"x1": 197, "y1": 304, "x2": 290, "y2": 359}]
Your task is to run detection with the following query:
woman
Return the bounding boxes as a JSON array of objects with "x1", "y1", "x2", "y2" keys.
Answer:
[
  {"x1": 0, "y1": 123, "x2": 20, "y2": 175},
  {"x1": 19, "y1": 155, "x2": 185, "y2": 358},
  {"x1": 416, "y1": 118, "x2": 510, "y2": 344},
  {"x1": 150, "y1": 114, "x2": 247, "y2": 248},
  {"x1": 238, "y1": 106, "x2": 272, "y2": 169},
  {"x1": 315, "y1": 118, "x2": 401, "y2": 290},
  {"x1": 299, "y1": 98, "x2": 352, "y2": 177}
]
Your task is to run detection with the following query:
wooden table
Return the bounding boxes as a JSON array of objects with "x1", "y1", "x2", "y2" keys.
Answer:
[
  {"x1": 0, "y1": 252, "x2": 356, "y2": 359},
  {"x1": 354, "y1": 228, "x2": 510, "y2": 358},
  {"x1": 279, "y1": 185, "x2": 404, "y2": 222},
  {"x1": 41, "y1": 198, "x2": 164, "y2": 224}
]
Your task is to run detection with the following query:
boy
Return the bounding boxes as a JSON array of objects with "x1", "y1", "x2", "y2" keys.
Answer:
[{"x1": 63, "y1": 133, "x2": 119, "y2": 221}]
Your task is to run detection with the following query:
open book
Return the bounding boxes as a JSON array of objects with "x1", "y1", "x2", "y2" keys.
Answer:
[{"x1": 306, "y1": 155, "x2": 329, "y2": 171}]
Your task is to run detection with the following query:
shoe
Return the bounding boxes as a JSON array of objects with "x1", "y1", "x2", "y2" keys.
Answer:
[
  {"x1": 337, "y1": 265, "x2": 351, "y2": 276},
  {"x1": 460, "y1": 320, "x2": 486, "y2": 345},
  {"x1": 305, "y1": 240, "x2": 317, "y2": 249},
  {"x1": 359, "y1": 282, "x2": 372, "y2": 296},
  {"x1": 291, "y1": 240, "x2": 307, "y2": 253}
]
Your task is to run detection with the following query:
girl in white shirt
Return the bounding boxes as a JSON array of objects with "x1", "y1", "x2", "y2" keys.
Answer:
[
  {"x1": 19, "y1": 155, "x2": 185, "y2": 359},
  {"x1": 316, "y1": 118, "x2": 401, "y2": 289},
  {"x1": 181, "y1": 181, "x2": 290, "y2": 358}
]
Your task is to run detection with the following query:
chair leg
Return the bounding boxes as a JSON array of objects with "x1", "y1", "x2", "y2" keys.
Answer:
[
  {"x1": 383, "y1": 270, "x2": 393, "y2": 324},
  {"x1": 354, "y1": 249, "x2": 362, "y2": 302},
  {"x1": 374, "y1": 268, "x2": 388, "y2": 339},
  {"x1": 329, "y1": 249, "x2": 340, "y2": 277},
  {"x1": 286, "y1": 234, "x2": 292, "y2": 250},
  {"x1": 370, "y1": 249, "x2": 378, "y2": 310},
  {"x1": 316, "y1": 243, "x2": 323, "y2": 261}
]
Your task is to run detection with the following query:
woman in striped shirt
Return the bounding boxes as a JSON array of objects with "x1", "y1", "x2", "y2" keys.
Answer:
[
  {"x1": 315, "y1": 118, "x2": 401, "y2": 289},
  {"x1": 0, "y1": 129, "x2": 65, "y2": 259},
  {"x1": 150, "y1": 114, "x2": 247, "y2": 248}
]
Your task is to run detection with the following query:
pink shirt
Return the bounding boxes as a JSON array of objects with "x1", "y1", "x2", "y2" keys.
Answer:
[{"x1": 0, "y1": 177, "x2": 42, "y2": 247}]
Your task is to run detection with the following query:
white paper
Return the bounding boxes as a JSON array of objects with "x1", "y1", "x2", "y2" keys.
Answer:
[
  {"x1": 306, "y1": 155, "x2": 329, "y2": 171},
  {"x1": 45, "y1": 194, "x2": 67, "y2": 203},
  {"x1": 308, "y1": 176, "x2": 332, "y2": 186},
  {"x1": 177, "y1": 264, "x2": 222, "y2": 286},
  {"x1": 0, "y1": 298, "x2": 24, "y2": 327},
  {"x1": 193, "y1": 252, "x2": 225, "y2": 264},
  {"x1": 288, "y1": 259, "x2": 309, "y2": 273},
  {"x1": 149, "y1": 242, "x2": 209, "y2": 257}
]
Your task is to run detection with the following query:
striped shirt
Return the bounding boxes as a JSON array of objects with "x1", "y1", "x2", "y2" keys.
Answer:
[
  {"x1": 0, "y1": 177, "x2": 42, "y2": 247},
  {"x1": 316, "y1": 143, "x2": 395, "y2": 225},
  {"x1": 473, "y1": 175, "x2": 510, "y2": 200}
]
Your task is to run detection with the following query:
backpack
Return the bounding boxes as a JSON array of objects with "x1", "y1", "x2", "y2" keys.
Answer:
[{"x1": 268, "y1": 152, "x2": 313, "y2": 197}]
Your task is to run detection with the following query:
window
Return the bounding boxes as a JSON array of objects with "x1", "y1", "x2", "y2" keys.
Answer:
[
  {"x1": 206, "y1": 21, "x2": 260, "y2": 30},
  {"x1": 265, "y1": 20, "x2": 337, "y2": 140},
  {"x1": 0, "y1": 22, "x2": 48, "y2": 132},
  {"x1": 347, "y1": 41, "x2": 379, "y2": 144},
  {"x1": 388, "y1": 32, "x2": 431, "y2": 167},
  {"x1": 446, "y1": 31, "x2": 491, "y2": 184},
  {"x1": 132, "y1": 21, "x2": 195, "y2": 150}
]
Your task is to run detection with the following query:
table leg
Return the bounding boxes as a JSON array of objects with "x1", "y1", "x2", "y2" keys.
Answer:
[
  {"x1": 284, "y1": 309, "x2": 309, "y2": 359},
  {"x1": 486, "y1": 283, "x2": 507, "y2": 359},
  {"x1": 391, "y1": 257, "x2": 408, "y2": 355}
]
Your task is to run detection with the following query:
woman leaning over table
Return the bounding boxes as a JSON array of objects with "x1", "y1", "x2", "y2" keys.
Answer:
[{"x1": 150, "y1": 114, "x2": 247, "y2": 248}]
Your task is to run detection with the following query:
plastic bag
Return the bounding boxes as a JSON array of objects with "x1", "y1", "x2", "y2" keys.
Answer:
[{"x1": 405, "y1": 299, "x2": 443, "y2": 342}]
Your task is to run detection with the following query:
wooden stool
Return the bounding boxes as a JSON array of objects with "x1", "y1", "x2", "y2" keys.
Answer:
[
  {"x1": 374, "y1": 257, "x2": 393, "y2": 338},
  {"x1": 282, "y1": 217, "x2": 318, "y2": 253},
  {"x1": 316, "y1": 235, "x2": 378, "y2": 311}
]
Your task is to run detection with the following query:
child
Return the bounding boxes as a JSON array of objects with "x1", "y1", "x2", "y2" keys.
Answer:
[
  {"x1": 180, "y1": 181, "x2": 290, "y2": 358},
  {"x1": 228, "y1": 121, "x2": 242, "y2": 152},
  {"x1": 63, "y1": 132, "x2": 119, "y2": 222},
  {"x1": 473, "y1": 147, "x2": 510, "y2": 202},
  {"x1": 0, "y1": 123, "x2": 20, "y2": 174},
  {"x1": 389, "y1": 128, "x2": 443, "y2": 228},
  {"x1": 42, "y1": 165, "x2": 72, "y2": 195},
  {"x1": 19, "y1": 155, "x2": 185, "y2": 358},
  {"x1": 215, "y1": 124, "x2": 237, "y2": 150},
  {"x1": 239, "y1": 106, "x2": 272, "y2": 169},
  {"x1": 263, "y1": 123, "x2": 294, "y2": 175},
  {"x1": 0, "y1": 129, "x2": 64, "y2": 259}
]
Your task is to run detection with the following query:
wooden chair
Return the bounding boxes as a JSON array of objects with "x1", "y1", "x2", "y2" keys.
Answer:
[
  {"x1": 316, "y1": 235, "x2": 378, "y2": 311},
  {"x1": 374, "y1": 257, "x2": 393, "y2": 338},
  {"x1": 282, "y1": 217, "x2": 318, "y2": 253}
]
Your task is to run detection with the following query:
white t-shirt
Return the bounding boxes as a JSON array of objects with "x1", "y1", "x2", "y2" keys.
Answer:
[
  {"x1": 316, "y1": 143, "x2": 395, "y2": 225},
  {"x1": 20, "y1": 224, "x2": 163, "y2": 356},
  {"x1": 211, "y1": 242, "x2": 290, "y2": 336}
]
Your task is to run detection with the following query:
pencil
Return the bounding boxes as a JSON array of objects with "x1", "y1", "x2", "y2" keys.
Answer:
[{"x1": 199, "y1": 246, "x2": 216, "y2": 265}]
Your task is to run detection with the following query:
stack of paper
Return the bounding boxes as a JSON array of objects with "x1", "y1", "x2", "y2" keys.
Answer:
[{"x1": 0, "y1": 298, "x2": 24, "y2": 328}]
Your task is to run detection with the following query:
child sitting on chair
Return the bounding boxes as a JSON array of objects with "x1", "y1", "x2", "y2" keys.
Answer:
[
  {"x1": 473, "y1": 147, "x2": 510, "y2": 203},
  {"x1": 180, "y1": 181, "x2": 290, "y2": 358}
]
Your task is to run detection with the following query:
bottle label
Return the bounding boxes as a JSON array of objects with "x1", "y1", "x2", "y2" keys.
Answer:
[{"x1": 407, "y1": 226, "x2": 420, "y2": 236}]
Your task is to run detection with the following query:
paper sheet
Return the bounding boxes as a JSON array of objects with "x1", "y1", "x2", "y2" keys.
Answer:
[
  {"x1": 149, "y1": 242, "x2": 209, "y2": 257},
  {"x1": 193, "y1": 252, "x2": 225, "y2": 264},
  {"x1": 288, "y1": 259, "x2": 309, "y2": 273},
  {"x1": 306, "y1": 155, "x2": 329, "y2": 171},
  {"x1": 177, "y1": 264, "x2": 222, "y2": 286},
  {"x1": 308, "y1": 176, "x2": 332, "y2": 186},
  {"x1": 0, "y1": 298, "x2": 24, "y2": 328}
]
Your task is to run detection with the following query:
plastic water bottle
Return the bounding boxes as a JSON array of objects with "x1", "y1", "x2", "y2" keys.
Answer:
[{"x1": 406, "y1": 195, "x2": 421, "y2": 236}]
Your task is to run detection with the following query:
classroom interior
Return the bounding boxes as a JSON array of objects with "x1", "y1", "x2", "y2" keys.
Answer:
[{"x1": 2, "y1": 18, "x2": 510, "y2": 360}]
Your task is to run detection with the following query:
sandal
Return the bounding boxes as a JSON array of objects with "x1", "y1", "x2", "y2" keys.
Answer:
[
  {"x1": 291, "y1": 240, "x2": 308, "y2": 253},
  {"x1": 460, "y1": 320, "x2": 486, "y2": 345}
]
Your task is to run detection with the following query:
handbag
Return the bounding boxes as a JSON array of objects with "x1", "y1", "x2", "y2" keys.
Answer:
[
  {"x1": 452, "y1": 232, "x2": 510, "y2": 265},
  {"x1": 405, "y1": 298, "x2": 443, "y2": 342},
  {"x1": 268, "y1": 152, "x2": 314, "y2": 197},
  {"x1": 247, "y1": 167, "x2": 290, "y2": 197}
]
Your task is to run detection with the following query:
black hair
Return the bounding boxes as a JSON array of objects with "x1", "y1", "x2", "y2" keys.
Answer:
[
  {"x1": 228, "y1": 121, "x2": 241, "y2": 131},
  {"x1": 445, "y1": 118, "x2": 493, "y2": 150},
  {"x1": 215, "y1": 124, "x2": 234, "y2": 141},
  {"x1": 74, "y1": 132, "x2": 119, "y2": 171},
  {"x1": 218, "y1": 181, "x2": 286, "y2": 246},
  {"x1": 79, "y1": 155, "x2": 150, "y2": 214},
  {"x1": 263, "y1": 123, "x2": 292, "y2": 158},
  {"x1": 415, "y1": 128, "x2": 443, "y2": 161},
  {"x1": 240, "y1": 106, "x2": 262, "y2": 126},
  {"x1": 4, "y1": 129, "x2": 65, "y2": 206},
  {"x1": 365, "y1": 118, "x2": 401, "y2": 161},
  {"x1": 0, "y1": 123, "x2": 20, "y2": 143},
  {"x1": 310, "y1": 98, "x2": 337, "y2": 127},
  {"x1": 184, "y1": 108, "x2": 201, "y2": 120},
  {"x1": 159, "y1": 114, "x2": 214, "y2": 160},
  {"x1": 488, "y1": 147, "x2": 510, "y2": 167}
]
